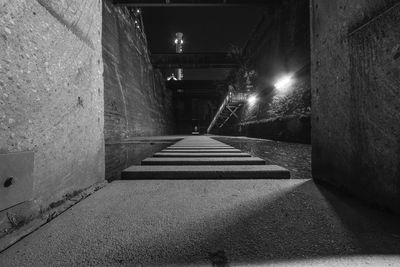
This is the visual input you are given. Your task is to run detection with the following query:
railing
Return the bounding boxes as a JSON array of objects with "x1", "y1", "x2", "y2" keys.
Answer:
[
  {"x1": 206, "y1": 90, "x2": 250, "y2": 133},
  {"x1": 230, "y1": 91, "x2": 249, "y2": 102},
  {"x1": 207, "y1": 93, "x2": 230, "y2": 133}
]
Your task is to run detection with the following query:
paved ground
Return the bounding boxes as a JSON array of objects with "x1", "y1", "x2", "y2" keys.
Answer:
[
  {"x1": 1, "y1": 136, "x2": 400, "y2": 266},
  {"x1": 1, "y1": 179, "x2": 400, "y2": 266},
  {"x1": 123, "y1": 136, "x2": 289, "y2": 179}
]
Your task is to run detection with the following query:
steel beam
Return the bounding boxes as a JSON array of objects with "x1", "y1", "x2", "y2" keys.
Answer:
[
  {"x1": 152, "y1": 53, "x2": 238, "y2": 69},
  {"x1": 113, "y1": 0, "x2": 268, "y2": 7},
  {"x1": 166, "y1": 80, "x2": 220, "y2": 90}
]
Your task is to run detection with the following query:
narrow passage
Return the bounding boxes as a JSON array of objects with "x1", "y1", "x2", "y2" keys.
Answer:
[{"x1": 122, "y1": 136, "x2": 290, "y2": 179}]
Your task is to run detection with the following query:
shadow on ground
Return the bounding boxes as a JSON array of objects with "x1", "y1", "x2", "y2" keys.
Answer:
[
  {"x1": 1, "y1": 176, "x2": 400, "y2": 266},
  {"x1": 105, "y1": 181, "x2": 400, "y2": 266},
  {"x1": 213, "y1": 136, "x2": 311, "y2": 179}
]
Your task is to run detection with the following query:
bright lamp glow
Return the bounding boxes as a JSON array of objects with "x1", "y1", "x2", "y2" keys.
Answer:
[
  {"x1": 247, "y1": 95, "x2": 258, "y2": 106},
  {"x1": 274, "y1": 74, "x2": 294, "y2": 92}
]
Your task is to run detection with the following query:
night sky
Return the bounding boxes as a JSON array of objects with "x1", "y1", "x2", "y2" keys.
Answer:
[{"x1": 142, "y1": 7, "x2": 266, "y2": 80}]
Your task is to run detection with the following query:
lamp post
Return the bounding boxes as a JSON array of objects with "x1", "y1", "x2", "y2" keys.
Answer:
[{"x1": 174, "y1": 32, "x2": 184, "y2": 80}]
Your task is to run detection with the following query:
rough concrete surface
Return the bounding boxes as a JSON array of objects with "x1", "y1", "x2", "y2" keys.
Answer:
[
  {"x1": 311, "y1": 0, "x2": 400, "y2": 212},
  {"x1": 122, "y1": 165, "x2": 290, "y2": 180},
  {"x1": 162, "y1": 149, "x2": 242, "y2": 153},
  {"x1": 142, "y1": 157, "x2": 266, "y2": 166},
  {"x1": 103, "y1": 0, "x2": 175, "y2": 181},
  {"x1": 1, "y1": 179, "x2": 400, "y2": 266},
  {"x1": 153, "y1": 152, "x2": 252, "y2": 157},
  {"x1": 0, "y1": 0, "x2": 104, "y2": 210},
  {"x1": 165, "y1": 147, "x2": 237, "y2": 150}
]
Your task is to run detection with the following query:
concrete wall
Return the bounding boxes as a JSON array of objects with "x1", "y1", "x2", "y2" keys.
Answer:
[
  {"x1": 311, "y1": 0, "x2": 400, "y2": 212},
  {"x1": 0, "y1": 0, "x2": 104, "y2": 216},
  {"x1": 102, "y1": 0, "x2": 174, "y2": 180},
  {"x1": 212, "y1": 0, "x2": 310, "y2": 143}
]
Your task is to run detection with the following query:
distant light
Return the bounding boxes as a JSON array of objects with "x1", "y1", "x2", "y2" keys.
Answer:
[
  {"x1": 247, "y1": 95, "x2": 258, "y2": 106},
  {"x1": 134, "y1": 20, "x2": 138, "y2": 24},
  {"x1": 136, "y1": 9, "x2": 140, "y2": 13},
  {"x1": 174, "y1": 39, "x2": 178, "y2": 44},
  {"x1": 274, "y1": 74, "x2": 294, "y2": 92},
  {"x1": 181, "y1": 39, "x2": 184, "y2": 44},
  {"x1": 167, "y1": 74, "x2": 177, "y2": 81}
]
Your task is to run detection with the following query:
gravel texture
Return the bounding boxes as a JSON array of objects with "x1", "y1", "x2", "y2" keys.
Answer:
[{"x1": 213, "y1": 136, "x2": 312, "y2": 179}]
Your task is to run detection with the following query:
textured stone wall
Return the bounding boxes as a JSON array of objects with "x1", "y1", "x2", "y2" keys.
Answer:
[
  {"x1": 103, "y1": 0, "x2": 174, "y2": 180},
  {"x1": 311, "y1": 0, "x2": 400, "y2": 212},
  {"x1": 0, "y1": 0, "x2": 104, "y2": 212},
  {"x1": 214, "y1": 0, "x2": 310, "y2": 143}
]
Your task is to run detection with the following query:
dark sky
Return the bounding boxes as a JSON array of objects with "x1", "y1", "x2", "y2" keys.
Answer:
[
  {"x1": 143, "y1": 7, "x2": 265, "y2": 53},
  {"x1": 142, "y1": 7, "x2": 265, "y2": 81}
]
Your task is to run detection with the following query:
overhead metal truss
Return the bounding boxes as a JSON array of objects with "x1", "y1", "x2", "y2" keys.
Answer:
[
  {"x1": 152, "y1": 53, "x2": 238, "y2": 69},
  {"x1": 207, "y1": 91, "x2": 249, "y2": 132},
  {"x1": 113, "y1": 0, "x2": 269, "y2": 7},
  {"x1": 166, "y1": 80, "x2": 219, "y2": 90}
]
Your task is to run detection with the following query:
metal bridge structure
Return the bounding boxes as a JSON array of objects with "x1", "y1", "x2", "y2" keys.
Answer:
[
  {"x1": 151, "y1": 53, "x2": 238, "y2": 69},
  {"x1": 113, "y1": 0, "x2": 261, "y2": 134},
  {"x1": 166, "y1": 80, "x2": 222, "y2": 98},
  {"x1": 113, "y1": 0, "x2": 269, "y2": 7},
  {"x1": 207, "y1": 90, "x2": 250, "y2": 133}
]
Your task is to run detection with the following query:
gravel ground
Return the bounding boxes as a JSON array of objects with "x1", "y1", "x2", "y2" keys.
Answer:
[{"x1": 213, "y1": 136, "x2": 311, "y2": 179}]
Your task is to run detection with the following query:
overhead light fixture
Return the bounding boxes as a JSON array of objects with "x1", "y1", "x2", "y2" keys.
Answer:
[
  {"x1": 247, "y1": 94, "x2": 258, "y2": 106},
  {"x1": 274, "y1": 74, "x2": 294, "y2": 92},
  {"x1": 167, "y1": 74, "x2": 177, "y2": 81}
]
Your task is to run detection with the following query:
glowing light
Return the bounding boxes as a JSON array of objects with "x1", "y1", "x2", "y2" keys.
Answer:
[
  {"x1": 247, "y1": 95, "x2": 258, "y2": 106},
  {"x1": 167, "y1": 74, "x2": 177, "y2": 81},
  {"x1": 174, "y1": 39, "x2": 178, "y2": 44},
  {"x1": 181, "y1": 39, "x2": 184, "y2": 44},
  {"x1": 136, "y1": 9, "x2": 140, "y2": 13},
  {"x1": 274, "y1": 74, "x2": 294, "y2": 92}
]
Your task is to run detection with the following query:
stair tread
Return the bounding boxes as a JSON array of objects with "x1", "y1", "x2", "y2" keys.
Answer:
[{"x1": 122, "y1": 165, "x2": 290, "y2": 179}]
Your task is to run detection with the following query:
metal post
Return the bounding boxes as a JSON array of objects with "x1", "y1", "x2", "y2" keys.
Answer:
[{"x1": 175, "y1": 32, "x2": 184, "y2": 80}]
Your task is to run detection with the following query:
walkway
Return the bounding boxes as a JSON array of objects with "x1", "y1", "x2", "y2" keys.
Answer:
[
  {"x1": 1, "y1": 137, "x2": 400, "y2": 266},
  {"x1": 122, "y1": 136, "x2": 289, "y2": 179}
]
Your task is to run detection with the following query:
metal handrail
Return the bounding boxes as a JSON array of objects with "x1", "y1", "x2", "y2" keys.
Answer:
[
  {"x1": 207, "y1": 93, "x2": 230, "y2": 133},
  {"x1": 207, "y1": 90, "x2": 250, "y2": 133}
]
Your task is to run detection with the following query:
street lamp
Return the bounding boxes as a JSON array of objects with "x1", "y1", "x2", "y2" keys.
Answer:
[
  {"x1": 274, "y1": 74, "x2": 294, "y2": 93},
  {"x1": 247, "y1": 94, "x2": 258, "y2": 106}
]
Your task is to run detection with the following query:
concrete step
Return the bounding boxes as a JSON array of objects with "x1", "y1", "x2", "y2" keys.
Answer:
[
  {"x1": 161, "y1": 149, "x2": 242, "y2": 153},
  {"x1": 169, "y1": 145, "x2": 231, "y2": 148},
  {"x1": 122, "y1": 165, "x2": 290, "y2": 179},
  {"x1": 170, "y1": 142, "x2": 229, "y2": 146},
  {"x1": 165, "y1": 146, "x2": 235, "y2": 150},
  {"x1": 153, "y1": 152, "x2": 251, "y2": 158},
  {"x1": 141, "y1": 157, "x2": 266, "y2": 165}
]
